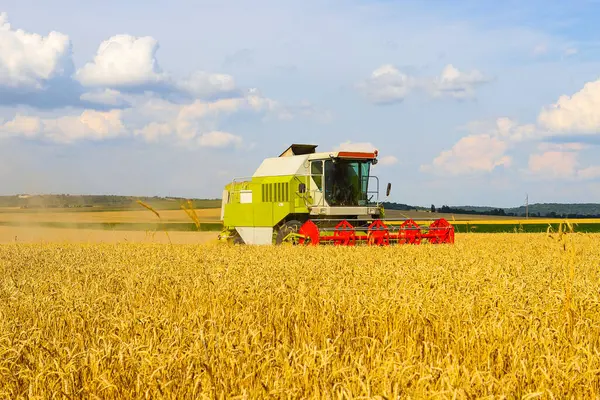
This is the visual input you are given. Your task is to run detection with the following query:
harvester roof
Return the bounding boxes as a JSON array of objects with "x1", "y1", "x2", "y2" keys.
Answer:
[{"x1": 252, "y1": 144, "x2": 379, "y2": 178}]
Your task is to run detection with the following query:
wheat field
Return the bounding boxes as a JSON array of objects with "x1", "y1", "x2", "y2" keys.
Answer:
[{"x1": 1, "y1": 232, "x2": 599, "y2": 398}]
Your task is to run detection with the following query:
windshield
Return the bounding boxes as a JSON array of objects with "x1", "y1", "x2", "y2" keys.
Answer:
[{"x1": 323, "y1": 159, "x2": 372, "y2": 206}]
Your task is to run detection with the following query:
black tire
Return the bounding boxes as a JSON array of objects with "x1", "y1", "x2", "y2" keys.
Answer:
[{"x1": 275, "y1": 220, "x2": 303, "y2": 245}]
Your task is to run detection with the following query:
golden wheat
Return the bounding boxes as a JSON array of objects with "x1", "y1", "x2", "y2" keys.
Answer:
[{"x1": 1, "y1": 233, "x2": 599, "y2": 398}]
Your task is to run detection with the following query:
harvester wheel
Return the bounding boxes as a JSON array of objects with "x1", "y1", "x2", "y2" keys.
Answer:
[{"x1": 275, "y1": 220, "x2": 303, "y2": 245}]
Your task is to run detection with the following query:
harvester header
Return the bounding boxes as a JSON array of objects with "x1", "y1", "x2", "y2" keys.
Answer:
[{"x1": 218, "y1": 143, "x2": 454, "y2": 246}]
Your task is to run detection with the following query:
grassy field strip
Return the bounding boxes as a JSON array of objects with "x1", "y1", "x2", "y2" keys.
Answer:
[{"x1": 385, "y1": 218, "x2": 600, "y2": 225}]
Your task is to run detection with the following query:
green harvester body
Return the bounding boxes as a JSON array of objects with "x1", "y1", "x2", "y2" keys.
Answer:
[{"x1": 219, "y1": 144, "x2": 384, "y2": 245}]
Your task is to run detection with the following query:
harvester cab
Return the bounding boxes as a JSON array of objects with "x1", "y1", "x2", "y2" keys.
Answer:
[{"x1": 218, "y1": 144, "x2": 454, "y2": 246}]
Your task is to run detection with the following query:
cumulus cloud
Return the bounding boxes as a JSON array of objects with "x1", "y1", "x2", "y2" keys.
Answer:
[
  {"x1": 537, "y1": 79, "x2": 600, "y2": 134},
  {"x1": 423, "y1": 106, "x2": 600, "y2": 178},
  {"x1": 0, "y1": 13, "x2": 330, "y2": 147},
  {"x1": 197, "y1": 131, "x2": 243, "y2": 148},
  {"x1": 358, "y1": 63, "x2": 490, "y2": 104},
  {"x1": 428, "y1": 64, "x2": 490, "y2": 99},
  {"x1": 528, "y1": 151, "x2": 578, "y2": 179},
  {"x1": 0, "y1": 12, "x2": 73, "y2": 91},
  {"x1": 0, "y1": 110, "x2": 125, "y2": 143},
  {"x1": 1, "y1": 18, "x2": 326, "y2": 111},
  {"x1": 80, "y1": 89, "x2": 130, "y2": 107},
  {"x1": 0, "y1": 17, "x2": 250, "y2": 105},
  {"x1": 420, "y1": 116, "x2": 541, "y2": 175},
  {"x1": 577, "y1": 166, "x2": 600, "y2": 180},
  {"x1": 421, "y1": 134, "x2": 511, "y2": 175},
  {"x1": 178, "y1": 71, "x2": 238, "y2": 99},
  {"x1": 126, "y1": 90, "x2": 292, "y2": 146},
  {"x1": 73, "y1": 34, "x2": 252, "y2": 102},
  {"x1": 526, "y1": 149, "x2": 600, "y2": 180},
  {"x1": 356, "y1": 65, "x2": 415, "y2": 104},
  {"x1": 0, "y1": 114, "x2": 41, "y2": 138},
  {"x1": 75, "y1": 35, "x2": 167, "y2": 88},
  {"x1": 418, "y1": 111, "x2": 600, "y2": 177},
  {"x1": 0, "y1": 84, "x2": 312, "y2": 148},
  {"x1": 536, "y1": 142, "x2": 588, "y2": 152},
  {"x1": 132, "y1": 122, "x2": 172, "y2": 142},
  {"x1": 462, "y1": 117, "x2": 538, "y2": 143}
]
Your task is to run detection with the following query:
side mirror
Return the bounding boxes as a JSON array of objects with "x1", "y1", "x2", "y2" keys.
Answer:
[
  {"x1": 386, "y1": 182, "x2": 391, "y2": 197},
  {"x1": 299, "y1": 183, "x2": 306, "y2": 193}
]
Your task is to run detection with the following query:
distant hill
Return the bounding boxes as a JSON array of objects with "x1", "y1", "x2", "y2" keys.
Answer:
[{"x1": 0, "y1": 194, "x2": 221, "y2": 210}]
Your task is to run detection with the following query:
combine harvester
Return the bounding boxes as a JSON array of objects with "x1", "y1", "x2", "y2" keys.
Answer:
[{"x1": 218, "y1": 144, "x2": 454, "y2": 246}]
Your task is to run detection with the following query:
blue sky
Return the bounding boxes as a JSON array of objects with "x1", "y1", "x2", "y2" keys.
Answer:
[{"x1": 2, "y1": 0, "x2": 600, "y2": 207}]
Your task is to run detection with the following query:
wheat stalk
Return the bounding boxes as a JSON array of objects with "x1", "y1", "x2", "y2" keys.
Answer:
[
  {"x1": 136, "y1": 199, "x2": 172, "y2": 245},
  {"x1": 181, "y1": 199, "x2": 201, "y2": 231}
]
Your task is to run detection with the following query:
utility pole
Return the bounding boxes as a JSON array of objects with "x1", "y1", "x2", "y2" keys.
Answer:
[{"x1": 525, "y1": 193, "x2": 529, "y2": 219}]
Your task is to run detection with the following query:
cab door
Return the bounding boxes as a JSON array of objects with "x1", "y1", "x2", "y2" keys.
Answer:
[{"x1": 310, "y1": 160, "x2": 325, "y2": 207}]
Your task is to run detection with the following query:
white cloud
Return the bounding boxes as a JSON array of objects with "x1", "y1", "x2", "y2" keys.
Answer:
[
  {"x1": 536, "y1": 142, "x2": 588, "y2": 152},
  {"x1": 429, "y1": 64, "x2": 490, "y2": 99},
  {"x1": 0, "y1": 83, "x2": 311, "y2": 147},
  {"x1": 0, "y1": 110, "x2": 125, "y2": 143},
  {"x1": 422, "y1": 112, "x2": 598, "y2": 178},
  {"x1": 75, "y1": 34, "x2": 167, "y2": 88},
  {"x1": 462, "y1": 117, "x2": 538, "y2": 143},
  {"x1": 0, "y1": 12, "x2": 72, "y2": 90},
  {"x1": 421, "y1": 133, "x2": 511, "y2": 175},
  {"x1": 80, "y1": 89, "x2": 129, "y2": 106},
  {"x1": 537, "y1": 79, "x2": 600, "y2": 134},
  {"x1": 359, "y1": 63, "x2": 490, "y2": 104},
  {"x1": 356, "y1": 65, "x2": 415, "y2": 104},
  {"x1": 130, "y1": 91, "x2": 290, "y2": 145},
  {"x1": 197, "y1": 131, "x2": 242, "y2": 148},
  {"x1": 527, "y1": 149, "x2": 600, "y2": 181},
  {"x1": 0, "y1": 114, "x2": 41, "y2": 138},
  {"x1": 178, "y1": 71, "x2": 237, "y2": 98},
  {"x1": 421, "y1": 116, "x2": 538, "y2": 176},
  {"x1": 425, "y1": 71, "x2": 600, "y2": 178},
  {"x1": 133, "y1": 121, "x2": 243, "y2": 149},
  {"x1": 133, "y1": 122, "x2": 172, "y2": 142},
  {"x1": 577, "y1": 166, "x2": 600, "y2": 180},
  {"x1": 528, "y1": 151, "x2": 578, "y2": 179},
  {"x1": 74, "y1": 34, "x2": 250, "y2": 102}
]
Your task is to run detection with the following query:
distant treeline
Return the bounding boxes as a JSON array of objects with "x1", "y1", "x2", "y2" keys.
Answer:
[
  {"x1": 0, "y1": 195, "x2": 221, "y2": 210},
  {"x1": 383, "y1": 201, "x2": 600, "y2": 218},
  {"x1": 4, "y1": 195, "x2": 600, "y2": 218}
]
